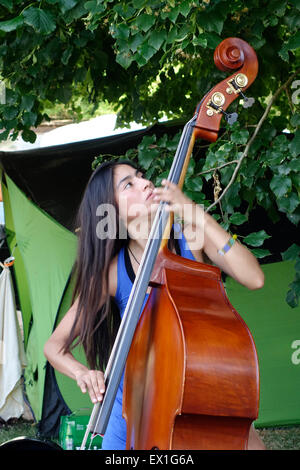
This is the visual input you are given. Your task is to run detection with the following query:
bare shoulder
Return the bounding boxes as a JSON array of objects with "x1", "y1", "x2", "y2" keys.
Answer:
[{"x1": 108, "y1": 253, "x2": 118, "y2": 297}]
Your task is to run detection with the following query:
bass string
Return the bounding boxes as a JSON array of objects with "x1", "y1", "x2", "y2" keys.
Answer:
[
  {"x1": 103, "y1": 114, "x2": 197, "y2": 386},
  {"x1": 81, "y1": 115, "x2": 197, "y2": 450}
]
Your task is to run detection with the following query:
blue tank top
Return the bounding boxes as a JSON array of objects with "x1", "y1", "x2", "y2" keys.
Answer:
[{"x1": 101, "y1": 231, "x2": 196, "y2": 450}]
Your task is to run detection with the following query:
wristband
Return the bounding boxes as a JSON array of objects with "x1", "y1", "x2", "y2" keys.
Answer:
[{"x1": 218, "y1": 234, "x2": 237, "y2": 256}]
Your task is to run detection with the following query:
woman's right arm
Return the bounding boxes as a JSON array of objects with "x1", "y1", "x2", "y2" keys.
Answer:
[{"x1": 43, "y1": 298, "x2": 105, "y2": 404}]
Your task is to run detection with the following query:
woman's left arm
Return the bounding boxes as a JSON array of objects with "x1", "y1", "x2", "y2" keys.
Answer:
[
  {"x1": 200, "y1": 209, "x2": 264, "y2": 290},
  {"x1": 153, "y1": 180, "x2": 265, "y2": 291}
]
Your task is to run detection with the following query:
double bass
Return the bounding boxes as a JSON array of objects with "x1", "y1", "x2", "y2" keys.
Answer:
[{"x1": 82, "y1": 37, "x2": 260, "y2": 451}]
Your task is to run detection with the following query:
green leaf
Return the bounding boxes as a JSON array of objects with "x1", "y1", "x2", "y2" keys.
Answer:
[
  {"x1": 178, "y1": 0, "x2": 191, "y2": 17},
  {"x1": 64, "y1": 2, "x2": 87, "y2": 22},
  {"x1": 0, "y1": 129, "x2": 9, "y2": 141},
  {"x1": 113, "y1": 3, "x2": 135, "y2": 19},
  {"x1": 289, "y1": 129, "x2": 300, "y2": 157},
  {"x1": 185, "y1": 190, "x2": 206, "y2": 205},
  {"x1": 148, "y1": 30, "x2": 167, "y2": 51},
  {"x1": 138, "y1": 43, "x2": 156, "y2": 61},
  {"x1": 265, "y1": 149, "x2": 285, "y2": 165},
  {"x1": 290, "y1": 113, "x2": 300, "y2": 128},
  {"x1": 286, "y1": 284, "x2": 299, "y2": 308},
  {"x1": 220, "y1": 220, "x2": 230, "y2": 231},
  {"x1": 231, "y1": 129, "x2": 249, "y2": 145},
  {"x1": 185, "y1": 176, "x2": 203, "y2": 192},
  {"x1": 283, "y1": 8, "x2": 300, "y2": 30},
  {"x1": 0, "y1": 16, "x2": 24, "y2": 32},
  {"x1": 192, "y1": 35, "x2": 208, "y2": 48},
  {"x1": 223, "y1": 182, "x2": 241, "y2": 213},
  {"x1": 56, "y1": 85, "x2": 72, "y2": 103},
  {"x1": 243, "y1": 230, "x2": 271, "y2": 247},
  {"x1": 22, "y1": 111, "x2": 37, "y2": 127},
  {"x1": 273, "y1": 1, "x2": 287, "y2": 17},
  {"x1": 0, "y1": 0, "x2": 14, "y2": 11},
  {"x1": 197, "y1": 10, "x2": 224, "y2": 35},
  {"x1": 59, "y1": 0, "x2": 78, "y2": 13},
  {"x1": 277, "y1": 192, "x2": 300, "y2": 214},
  {"x1": 166, "y1": 25, "x2": 178, "y2": 44},
  {"x1": 202, "y1": 31, "x2": 222, "y2": 49},
  {"x1": 275, "y1": 162, "x2": 291, "y2": 176},
  {"x1": 138, "y1": 148, "x2": 159, "y2": 170},
  {"x1": 138, "y1": 134, "x2": 156, "y2": 149},
  {"x1": 270, "y1": 175, "x2": 292, "y2": 198},
  {"x1": 281, "y1": 243, "x2": 300, "y2": 261},
  {"x1": 62, "y1": 46, "x2": 73, "y2": 65},
  {"x1": 132, "y1": 0, "x2": 147, "y2": 7},
  {"x1": 116, "y1": 50, "x2": 133, "y2": 69},
  {"x1": 229, "y1": 212, "x2": 248, "y2": 225},
  {"x1": 113, "y1": 23, "x2": 130, "y2": 40},
  {"x1": 128, "y1": 33, "x2": 144, "y2": 53},
  {"x1": 3, "y1": 105, "x2": 18, "y2": 120},
  {"x1": 279, "y1": 30, "x2": 300, "y2": 61},
  {"x1": 287, "y1": 209, "x2": 300, "y2": 226},
  {"x1": 289, "y1": 159, "x2": 300, "y2": 172},
  {"x1": 273, "y1": 133, "x2": 289, "y2": 152},
  {"x1": 186, "y1": 158, "x2": 195, "y2": 177},
  {"x1": 21, "y1": 129, "x2": 37, "y2": 143},
  {"x1": 20, "y1": 94, "x2": 35, "y2": 112},
  {"x1": 290, "y1": 0, "x2": 300, "y2": 10},
  {"x1": 23, "y1": 8, "x2": 56, "y2": 35},
  {"x1": 250, "y1": 248, "x2": 271, "y2": 258},
  {"x1": 167, "y1": 6, "x2": 180, "y2": 24},
  {"x1": 135, "y1": 14, "x2": 156, "y2": 33}
]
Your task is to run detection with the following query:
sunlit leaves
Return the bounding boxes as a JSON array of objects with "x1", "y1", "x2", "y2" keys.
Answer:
[{"x1": 0, "y1": 0, "x2": 299, "y2": 306}]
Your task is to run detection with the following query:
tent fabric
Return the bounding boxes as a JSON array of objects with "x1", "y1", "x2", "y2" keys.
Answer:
[
  {"x1": 2, "y1": 174, "x2": 77, "y2": 420},
  {"x1": 0, "y1": 262, "x2": 27, "y2": 421},
  {"x1": 1, "y1": 179, "x2": 32, "y2": 346},
  {"x1": 37, "y1": 362, "x2": 71, "y2": 438},
  {"x1": 226, "y1": 261, "x2": 300, "y2": 427}
]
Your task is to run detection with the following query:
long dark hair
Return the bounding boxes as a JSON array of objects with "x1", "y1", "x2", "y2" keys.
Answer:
[
  {"x1": 63, "y1": 159, "x2": 136, "y2": 370},
  {"x1": 63, "y1": 159, "x2": 178, "y2": 371}
]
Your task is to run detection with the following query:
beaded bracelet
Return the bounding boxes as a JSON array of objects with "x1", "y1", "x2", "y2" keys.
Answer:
[{"x1": 218, "y1": 234, "x2": 237, "y2": 256}]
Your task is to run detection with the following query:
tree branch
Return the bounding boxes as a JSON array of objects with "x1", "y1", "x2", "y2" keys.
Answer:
[
  {"x1": 205, "y1": 69, "x2": 300, "y2": 213},
  {"x1": 196, "y1": 159, "x2": 239, "y2": 176}
]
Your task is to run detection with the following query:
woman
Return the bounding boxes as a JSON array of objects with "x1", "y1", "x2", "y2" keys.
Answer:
[{"x1": 44, "y1": 159, "x2": 266, "y2": 450}]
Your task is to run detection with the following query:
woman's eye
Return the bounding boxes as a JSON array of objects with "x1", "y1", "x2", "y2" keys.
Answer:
[{"x1": 124, "y1": 181, "x2": 132, "y2": 189}]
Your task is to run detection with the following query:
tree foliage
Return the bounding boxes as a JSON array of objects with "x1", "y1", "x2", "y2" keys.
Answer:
[{"x1": 0, "y1": 0, "x2": 299, "y2": 306}]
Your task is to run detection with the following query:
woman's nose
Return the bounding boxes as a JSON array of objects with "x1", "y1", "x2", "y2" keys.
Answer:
[{"x1": 138, "y1": 177, "x2": 151, "y2": 191}]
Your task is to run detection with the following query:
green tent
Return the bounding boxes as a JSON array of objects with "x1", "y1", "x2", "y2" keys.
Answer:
[
  {"x1": 0, "y1": 125, "x2": 299, "y2": 438},
  {"x1": 1, "y1": 174, "x2": 77, "y2": 423}
]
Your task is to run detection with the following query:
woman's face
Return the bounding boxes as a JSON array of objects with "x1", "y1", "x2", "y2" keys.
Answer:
[{"x1": 113, "y1": 164, "x2": 156, "y2": 229}]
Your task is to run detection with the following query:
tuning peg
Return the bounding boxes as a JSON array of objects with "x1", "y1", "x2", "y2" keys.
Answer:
[
  {"x1": 226, "y1": 74, "x2": 255, "y2": 109},
  {"x1": 240, "y1": 95, "x2": 255, "y2": 108},
  {"x1": 222, "y1": 110, "x2": 238, "y2": 125}
]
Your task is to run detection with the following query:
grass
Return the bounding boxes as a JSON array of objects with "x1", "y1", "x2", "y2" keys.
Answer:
[
  {"x1": 0, "y1": 418, "x2": 37, "y2": 445},
  {"x1": 256, "y1": 425, "x2": 300, "y2": 450},
  {"x1": 1, "y1": 418, "x2": 299, "y2": 450}
]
